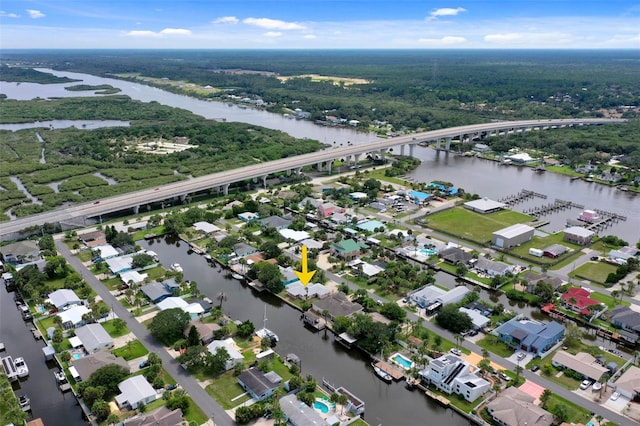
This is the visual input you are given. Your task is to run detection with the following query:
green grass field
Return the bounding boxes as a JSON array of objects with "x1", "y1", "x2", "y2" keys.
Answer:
[
  {"x1": 571, "y1": 262, "x2": 618, "y2": 284},
  {"x1": 425, "y1": 207, "x2": 533, "y2": 244}
]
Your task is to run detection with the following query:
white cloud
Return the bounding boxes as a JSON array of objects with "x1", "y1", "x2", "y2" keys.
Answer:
[
  {"x1": 429, "y1": 7, "x2": 466, "y2": 20},
  {"x1": 418, "y1": 36, "x2": 467, "y2": 45},
  {"x1": 160, "y1": 28, "x2": 192, "y2": 36},
  {"x1": 212, "y1": 16, "x2": 239, "y2": 24},
  {"x1": 484, "y1": 33, "x2": 523, "y2": 43},
  {"x1": 125, "y1": 30, "x2": 161, "y2": 38},
  {"x1": 243, "y1": 17, "x2": 305, "y2": 30},
  {"x1": 303, "y1": 34, "x2": 317, "y2": 39},
  {"x1": 264, "y1": 31, "x2": 283, "y2": 37},
  {"x1": 125, "y1": 28, "x2": 191, "y2": 38},
  {"x1": 26, "y1": 9, "x2": 45, "y2": 19},
  {"x1": 0, "y1": 11, "x2": 20, "y2": 18}
]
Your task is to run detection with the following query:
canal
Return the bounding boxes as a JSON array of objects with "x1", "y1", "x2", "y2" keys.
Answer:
[
  {"x1": 0, "y1": 286, "x2": 88, "y2": 426},
  {"x1": 139, "y1": 237, "x2": 469, "y2": 426}
]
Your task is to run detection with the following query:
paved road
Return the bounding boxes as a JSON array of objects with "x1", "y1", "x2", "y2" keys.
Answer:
[
  {"x1": 2, "y1": 118, "x2": 624, "y2": 240},
  {"x1": 55, "y1": 240, "x2": 234, "y2": 426}
]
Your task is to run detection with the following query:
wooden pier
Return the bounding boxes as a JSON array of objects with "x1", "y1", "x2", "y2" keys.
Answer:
[
  {"x1": 526, "y1": 198, "x2": 583, "y2": 217},
  {"x1": 586, "y1": 209, "x2": 627, "y2": 233},
  {"x1": 499, "y1": 189, "x2": 547, "y2": 206},
  {"x1": 373, "y1": 360, "x2": 405, "y2": 381}
]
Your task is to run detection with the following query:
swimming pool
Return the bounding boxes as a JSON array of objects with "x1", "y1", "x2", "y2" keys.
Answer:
[
  {"x1": 418, "y1": 248, "x2": 437, "y2": 256},
  {"x1": 72, "y1": 353, "x2": 82, "y2": 360},
  {"x1": 313, "y1": 400, "x2": 330, "y2": 414},
  {"x1": 392, "y1": 353, "x2": 414, "y2": 370}
]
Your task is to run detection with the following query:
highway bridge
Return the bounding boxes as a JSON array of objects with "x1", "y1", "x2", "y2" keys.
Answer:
[{"x1": 0, "y1": 118, "x2": 626, "y2": 241}]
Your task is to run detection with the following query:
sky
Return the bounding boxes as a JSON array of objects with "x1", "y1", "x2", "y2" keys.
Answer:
[{"x1": 1, "y1": 0, "x2": 639, "y2": 49}]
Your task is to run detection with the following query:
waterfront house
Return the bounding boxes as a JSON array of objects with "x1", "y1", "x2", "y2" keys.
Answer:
[
  {"x1": 193, "y1": 221, "x2": 221, "y2": 234},
  {"x1": 115, "y1": 375, "x2": 157, "y2": 410},
  {"x1": 563, "y1": 227, "x2": 595, "y2": 246},
  {"x1": 493, "y1": 316, "x2": 565, "y2": 355},
  {"x1": 459, "y1": 307, "x2": 490, "y2": 330},
  {"x1": 140, "y1": 282, "x2": 172, "y2": 303},
  {"x1": 72, "y1": 351, "x2": 129, "y2": 382},
  {"x1": 436, "y1": 286, "x2": 471, "y2": 306},
  {"x1": 105, "y1": 254, "x2": 135, "y2": 275},
  {"x1": 609, "y1": 246, "x2": 639, "y2": 262},
  {"x1": 613, "y1": 365, "x2": 640, "y2": 401},
  {"x1": 122, "y1": 406, "x2": 184, "y2": 426},
  {"x1": 463, "y1": 198, "x2": 506, "y2": 214},
  {"x1": 286, "y1": 282, "x2": 331, "y2": 300},
  {"x1": 237, "y1": 367, "x2": 282, "y2": 401},
  {"x1": 279, "y1": 394, "x2": 329, "y2": 426},
  {"x1": 157, "y1": 297, "x2": 204, "y2": 318},
  {"x1": 409, "y1": 285, "x2": 446, "y2": 309},
  {"x1": 233, "y1": 243, "x2": 259, "y2": 258},
  {"x1": 551, "y1": 351, "x2": 608, "y2": 382},
  {"x1": 521, "y1": 272, "x2": 563, "y2": 294},
  {"x1": 560, "y1": 287, "x2": 603, "y2": 316},
  {"x1": 312, "y1": 292, "x2": 363, "y2": 320},
  {"x1": 207, "y1": 338, "x2": 244, "y2": 371},
  {"x1": 610, "y1": 306, "x2": 640, "y2": 334},
  {"x1": 57, "y1": 305, "x2": 91, "y2": 329},
  {"x1": 330, "y1": 238, "x2": 367, "y2": 260},
  {"x1": 439, "y1": 247, "x2": 473, "y2": 265},
  {"x1": 473, "y1": 257, "x2": 514, "y2": 276},
  {"x1": 183, "y1": 321, "x2": 220, "y2": 345},
  {"x1": 473, "y1": 143, "x2": 491, "y2": 153},
  {"x1": 118, "y1": 270, "x2": 147, "y2": 286},
  {"x1": 0, "y1": 240, "x2": 41, "y2": 265},
  {"x1": 486, "y1": 387, "x2": 553, "y2": 426},
  {"x1": 49, "y1": 289, "x2": 82, "y2": 310},
  {"x1": 419, "y1": 353, "x2": 490, "y2": 402},
  {"x1": 74, "y1": 323, "x2": 113, "y2": 353}
]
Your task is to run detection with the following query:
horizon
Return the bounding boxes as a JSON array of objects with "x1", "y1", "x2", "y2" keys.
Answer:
[{"x1": 1, "y1": 0, "x2": 638, "y2": 50}]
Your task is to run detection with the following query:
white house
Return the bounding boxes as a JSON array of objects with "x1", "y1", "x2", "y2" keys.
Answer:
[
  {"x1": 74, "y1": 323, "x2": 113, "y2": 353},
  {"x1": 57, "y1": 305, "x2": 91, "y2": 329},
  {"x1": 93, "y1": 244, "x2": 119, "y2": 260},
  {"x1": 115, "y1": 375, "x2": 157, "y2": 409},
  {"x1": 420, "y1": 354, "x2": 490, "y2": 402},
  {"x1": 49, "y1": 289, "x2": 82, "y2": 310},
  {"x1": 207, "y1": 338, "x2": 244, "y2": 371}
]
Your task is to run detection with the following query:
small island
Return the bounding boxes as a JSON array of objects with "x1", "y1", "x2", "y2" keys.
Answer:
[{"x1": 64, "y1": 84, "x2": 121, "y2": 95}]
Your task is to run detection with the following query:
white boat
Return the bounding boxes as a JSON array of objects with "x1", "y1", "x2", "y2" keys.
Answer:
[
  {"x1": 55, "y1": 370, "x2": 71, "y2": 392},
  {"x1": 373, "y1": 364, "x2": 393, "y2": 383},
  {"x1": 19, "y1": 395, "x2": 30, "y2": 411},
  {"x1": 14, "y1": 356, "x2": 29, "y2": 378},
  {"x1": 255, "y1": 305, "x2": 279, "y2": 343},
  {"x1": 171, "y1": 263, "x2": 183, "y2": 273},
  {"x1": 203, "y1": 297, "x2": 213, "y2": 304},
  {"x1": 232, "y1": 273, "x2": 244, "y2": 280}
]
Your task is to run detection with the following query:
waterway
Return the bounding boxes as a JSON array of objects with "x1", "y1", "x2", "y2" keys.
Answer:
[
  {"x1": 0, "y1": 286, "x2": 88, "y2": 426},
  {"x1": 139, "y1": 237, "x2": 468, "y2": 426},
  {"x1": 0, "y1": 120, "x2": 130, "y2": 131},
  {"x1": 2, "y1": 69, "x2": 636, "y2": 241}
]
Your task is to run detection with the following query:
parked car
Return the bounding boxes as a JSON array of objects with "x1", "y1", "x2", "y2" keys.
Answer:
[
  {"x1": 592, "y1": 381, "x2": 602, "y2": 391},
  {"x1": 118, "y1": 283, "x2": 129, "y2": 291},
  {"x1": 530, "y1": 365, "x2": 540, "y2": 372},
  {"x1": 450, "y1": 348, "x2": 462, "y2": 356},
  {"x1": 579, "y1": 379, "x2": 592, "y2": 390},
  {"x1": 139, "y1": 360, "x2": 150, "y2": 369},
  {"x1": 590, "y1": 256, "x2": 599, "y2": 261},
  {"x1": 499, "y1": 372, "x2": 511, "y2": 381},
  {"x1": 517, "y1": 352, "x2": 526, "y2": 361},
  {"x1": 610, "y1": 391, "x2": 620, "y2": 401},
  {"x1": 165, "y1": 383, "x2": 178, "y2": 391}
]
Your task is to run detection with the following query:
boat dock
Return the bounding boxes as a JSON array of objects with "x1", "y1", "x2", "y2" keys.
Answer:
[
  {"x1": 30, "y1": 326, "x2": 43, "y2": 340},
  {"x1": 525, "y1": 198, "x2": 583, "y2": 217},
  {"x1": 586, "y1": 209, "x2": 627, "y2": 232},
  {"x1": 499, "y1": 189, "x2": 547, "y2": 206},
  {"x1": 373, "y1": 360, "x2": 405, "y2": 381},
  {"x1": 425, "y1": 389, "x2": 450, "y2": 407}
]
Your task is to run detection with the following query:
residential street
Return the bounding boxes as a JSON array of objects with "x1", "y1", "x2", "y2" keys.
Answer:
[{"x1": 55, "y1": 240, "x2": 233, "y2": 426}]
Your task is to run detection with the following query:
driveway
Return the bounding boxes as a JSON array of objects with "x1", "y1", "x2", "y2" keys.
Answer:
[{"x1": 56, "y1": 240, "x2": 234, "y2": 426}]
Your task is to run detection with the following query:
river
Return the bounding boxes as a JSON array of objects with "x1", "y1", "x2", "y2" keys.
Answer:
[
  {"x1": 139, "y1": 237, "x2": 468, "y2": 426},
  {"x1": 2, "y1": 69, "x2": 637, "y2": 241},
  {"x1": 0, "y1": 286, "x2": 88, "y2": 426}
]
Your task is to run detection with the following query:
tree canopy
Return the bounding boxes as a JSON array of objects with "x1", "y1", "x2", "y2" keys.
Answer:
[{"x1": 149, "y1": 308, "x2": 191, "y2": 345}]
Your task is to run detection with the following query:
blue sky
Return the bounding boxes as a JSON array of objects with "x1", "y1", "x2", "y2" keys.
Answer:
[{"x1": 1, "y1": 0, "x2": 638, "y2": 49}]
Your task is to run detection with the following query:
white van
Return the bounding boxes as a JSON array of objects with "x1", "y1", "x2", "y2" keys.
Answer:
[{"x1": 69, "y1": 365, "x2": 82, "y2": 382}]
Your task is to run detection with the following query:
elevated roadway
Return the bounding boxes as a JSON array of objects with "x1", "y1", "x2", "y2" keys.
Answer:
[{"x1": 0, "y1": 118, "x2": 625, "y2": 241}]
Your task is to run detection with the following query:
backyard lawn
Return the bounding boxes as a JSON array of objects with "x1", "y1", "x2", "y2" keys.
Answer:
[
  {"x1": 545, "y1": 393, "x2": 592, "y2": 424},
  {"x1": 425, "y1": 207, "x2": 533, "y2": 244},
  {"x1": 101, "y1": 318, "x2": 131, "y2": 337},
  {"x1": 476, "y1": 335, "x2": 514, "y2": 358}
]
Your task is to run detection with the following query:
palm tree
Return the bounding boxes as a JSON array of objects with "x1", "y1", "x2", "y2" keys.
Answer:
[
  {"x1": 217, "y1": 291, "x2": 227, "y2": 309},
  {"x1": 337, "y1": 394, "x2": 349, "y2": 415},
  {"x1": 482, "y1": 348, "x2": 490, "y2": 360}
]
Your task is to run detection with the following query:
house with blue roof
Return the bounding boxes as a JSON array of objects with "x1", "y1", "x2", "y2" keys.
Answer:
[
  {"x1": 356, "y1": 220, "x2": 385, "y2": 233},
  {"x1": 409, "y1": 190, "x2": 432, "y2": 204},
  {"x1": 140, "y1": 282, "x2": 172, "y2": 303},
  {"x1": 493, "y1": 315, "x2": 565, "y2": 355}
]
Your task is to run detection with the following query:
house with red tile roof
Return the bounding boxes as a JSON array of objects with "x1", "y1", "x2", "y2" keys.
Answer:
[{"x1": 561, "y1": 287, "x2": 602, "y2": 316}]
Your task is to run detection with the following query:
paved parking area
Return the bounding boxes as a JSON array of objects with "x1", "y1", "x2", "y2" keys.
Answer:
[
  {"x1": 506, "y1": 351, "x2": 533, "y2": 365},
  {"x1": 519, "y1": 380, "x2": 545, "y2": 405}
]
